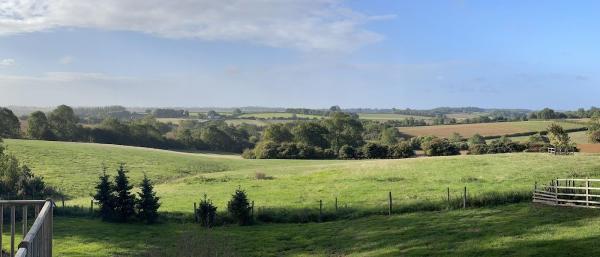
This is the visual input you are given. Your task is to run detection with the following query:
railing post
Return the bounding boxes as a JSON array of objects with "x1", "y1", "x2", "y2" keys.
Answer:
[
  {"x1": 586, "y1": 178, "x2": 590, "y2": 207},
  {"x1": 0, "y1": 205, "x2": 3, "y2": 255},
  {"x1": 388, "y1": 192, "x2": 392, "y2": 216},
  {"x1": 22, "y1": 206, "x2": 27, "y2": 239},
  {"x1": 554, "y1": 179, "x2": 559, "y2": 204},
  {"x1": 11, "y1": 205, "x2": 15, "y2": 257}
]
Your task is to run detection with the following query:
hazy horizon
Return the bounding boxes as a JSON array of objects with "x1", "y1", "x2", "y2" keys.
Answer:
[{"x1": 2, "y1": 0, "x2": 599, "y2": 109}]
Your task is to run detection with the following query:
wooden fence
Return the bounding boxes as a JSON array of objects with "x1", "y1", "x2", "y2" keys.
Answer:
[
  {"x1": 0, "y1": 200, "x2": 53, "y2": 257},
  {"x1": 547, "y1": 147, "x2": 574, "y2": 155},
  {"x1": 533, "y1": 178, "x2": 600, "y2": 208}
]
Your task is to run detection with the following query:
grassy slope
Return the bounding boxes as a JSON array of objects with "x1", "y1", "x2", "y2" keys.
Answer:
[
  {"x1": 6, "y1": 140, "x2": 600, "y2": 256},
  {"x1": 25, "y1": 203, "x2": 600, "y2": 257},
  {"x1": 6, "y1": 139, "x2": 600, "y2": 212},
  {"x1": 357, "y1": 113, "x2": 432, "y2": 121}
]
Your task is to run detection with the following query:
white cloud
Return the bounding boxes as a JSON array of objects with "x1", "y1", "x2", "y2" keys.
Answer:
[
  {"x1": 58, "y1": 55, "x2": 73, "y2": 64},
  {"x1": 0, "y1": 58, "x2": 15, "y2": 66},
  {"x1": 0, "y1": 0, "x2": 389, "y2": 51}
]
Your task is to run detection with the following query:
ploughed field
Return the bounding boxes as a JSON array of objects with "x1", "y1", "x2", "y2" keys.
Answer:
[
  {"x1": 4, "y1": 139, "x2": 600, "y2": 256},
  {"x1": 397, "y1": 120, "x2": 585, "y2": 138}
]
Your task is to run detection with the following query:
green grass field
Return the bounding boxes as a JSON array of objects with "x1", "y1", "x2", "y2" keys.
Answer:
[
  {"x1": 238, "y1": 112, "x2": 322, "y2": 119},
  {"x1": 357, "y1": 113, "x2": 432, "y2": 121},
  {"x1": 5, "y1": 139, "x2": 600, "y2": 256}
]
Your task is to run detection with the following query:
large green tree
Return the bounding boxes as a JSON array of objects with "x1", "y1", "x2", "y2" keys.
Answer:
[
  {"x1": 27, "y1": 111, "x2": 53, "y2": 140},
  {"x1": 292, "y1": 122, "x2": 329, "y2": 148},
  {"x1": 380, "y1": 127, "x2": 402, "y2": 145},
  {"x1": 547, "y1": 123, "x2": 572, "y2": 148},
  {"x1": 48, "y1": 105, "x2": 80, "y2": 140},
  {"x1": 322, "y1": 112, "x2": 364, "y2": 152},
  {"x1": 0, "y1": 108, "x2": 20, "y2": 138},
  {"x1": 263, "y1": 123, "x2": 293, "y2": 143}
]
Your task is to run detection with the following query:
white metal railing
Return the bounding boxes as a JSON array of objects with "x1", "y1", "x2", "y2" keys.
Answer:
[{"x1": 0, "y1": 200, "x2": 53, "y2": 257}]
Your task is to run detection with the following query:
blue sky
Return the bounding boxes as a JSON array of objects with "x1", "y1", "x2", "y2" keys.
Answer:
[{"x1": 0, "y1": 0, "x2": 598, "y2": 109}]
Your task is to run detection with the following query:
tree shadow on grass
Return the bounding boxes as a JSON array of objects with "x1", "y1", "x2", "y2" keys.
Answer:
[{"x1": 212, "y1": 203, "x2": 600, "y2": 257}]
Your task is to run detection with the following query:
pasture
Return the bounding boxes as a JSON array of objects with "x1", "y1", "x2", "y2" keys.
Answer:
[
  {"x1": 5, "y1": 139, "x2": 600, "y2": 256},
  {"x1": 397, "y1": 120, "x2": 585, "y2": 138},
  {"x1": 357, "y1": 113, "x2": 432, "y2": 121}
]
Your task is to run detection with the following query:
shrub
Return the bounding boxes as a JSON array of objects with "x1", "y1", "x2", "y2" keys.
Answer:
[
  {"x1": 198, "y1": 195, "x2": 217, "y2": 228},
  {"x1": 276, "y1": 142, "x2": 300, "y2": 159},
  {"x1": 388, "y1": 141, "x2": 415, "y2": 158},
  {"x1": 254, "y1": 172, "x2": 273, "y2": 180},
  {"x1": 253, "y1": 141, "x2": 279, "y2": 159},
  {"x1": 338, "y1": 145, "x2": 357, "y2": 159},
  {"x1": 422, "y1": 138, "x2": 460, "y2": 156},
  {"x1": 589, "y1": 130, "x2": 600, "y2": 143},
  {"x1": 468, "y1": 144, "x2": 488, "y2": 155},
  {"x1": 468, "y1": 133, "x2": 486, "y2": 145},
  {"x1": 241, "y1": 148, "x2": 256, "y2": 159},
  {"x1": 227, "y1": 187, "x2": 252, "y2": 226},
  {"x1": 362, "y1": 142, "x2": 389, "y2": 159}
]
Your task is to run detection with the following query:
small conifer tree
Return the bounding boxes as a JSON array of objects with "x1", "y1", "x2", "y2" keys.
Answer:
[
  {"x1": 198, "y1": 194, "x2": 217, "y2": 228},
  {"x1": 227, "y1": 187, "x2": 252, "y2": 226},
  {"x1": 136, "y1": 174, "x2": 161, "y2": 224},
  {"x1": 113, "y1": 163, "x2": 136, "y2": 222},
  {"x1": 93, "y1": 166, "x2": 114, "y2": 221}
]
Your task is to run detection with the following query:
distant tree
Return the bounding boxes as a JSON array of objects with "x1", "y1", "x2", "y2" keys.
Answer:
[
  {"x1": 329, "y1": 105, "x2": 342, "y2": 113},
  {"x1": 263, "y1": 124, "x2": 293, "y2": 143},
  {"x1": 48, "y1": 105, "x2": 80, "y2": 140},
  {"x1": 547, "y1": 123, "x2": 572, "y2": 149},
  {"x1": 537, "y1": 108, "x2": 557, "y2": 120},
  {"x1": 388, "y1": 141, "x2": 415, "y2": 158},
  {"x1": 292, "y1": 122, "x2": 329, "y2": 148},
  {"x1": 206, "y1": 110, "x2": 220, "y2": 120},
  {"x1": 448, "y1": 132, "x2": 463, "y2": 143},
  {"x1": 27, "y1": 111, "x2": 53, "y2": 140},
  {"x1": 468, "y1": 134, "x2": 486, "y2": 145},
  {"x1": 587, "y1": 115, "x2": 600, "y2": 143},
  {"x1": 136, "y1": 174, "x2": 160, "y2": 224},
  {"x1": 94, "y1": 167, "x2": 115, "y2": 221},
  {"x1": 232, "y1": 108, "x2": 243, "y2": 116},
  {"x1": 252, "y1": 141, "x2": 280, "y2": 159},
  {"x1": 380, "y1": 127, "x2": 402, "y2": 145},
  {"x1": 113, "y1": 164, "x2": 136, "y2": 222},
  {"x1": 422, "y1": 138, "x2": 460, "y2": 156},
  {"x1": 227, "y1": 187, "x2": 252, "y2": 226},
  {"x1": 362, "y1": 142, "x2": 389, "y2": 159},
  {"x1": 322, "y1": 112, "x2": 364, "y2": 152},
  {"x1": 0, "y1": 108, "x2": 20, "y2": 138},
  {"x1": 198, "y1": 194, "x2": 217, "y2": 228}
]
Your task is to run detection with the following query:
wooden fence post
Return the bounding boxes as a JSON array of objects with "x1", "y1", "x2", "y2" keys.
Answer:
[
  {"x1": 555, "y1": 179, "x2": 559, "y2": 204},
  {"x1": 319, "y1": 200, "x2": 323, "y2": 222},
  {"x1": 251, "y1": 201, "x2": 255, "y2": 219},
  {"x1": 388, "y1": 191, "x2": 392, "y2": 216},
  {"x1": 463, "y1": 187, "x2": 467, "y2": 209},
  {"x1": 62, "y1": 196, "x2": 65, "y2": 209},
  {"x1": 0, "y1": 205, "x2": 3, "y2": 256},
  {"x1": 335, "y1": 197, "x2": 338, "y2": 212},
  {"x1": 194, "y1": 202, "x2": 198, "y2": 223},
  {"x1": 11, "y1": 205, "x2": 15, "y2": 257},
  {"x1": 447, "y1": 187, "x2": 450, "y2": 208},
  {"x1": 90, "y1": 199, "x2": 94, "y2": 214}
]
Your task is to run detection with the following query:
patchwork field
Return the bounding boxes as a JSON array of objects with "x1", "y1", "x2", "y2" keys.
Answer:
[
  {"x1": 397, "y1": 120, "x2": 585, "y2": 138},
  {"x1": 5, "y1": 139, "x2": 600, "y2": 256},
  {"x1": 357, "y1": 113, "x2": 432, "y2": 121}
]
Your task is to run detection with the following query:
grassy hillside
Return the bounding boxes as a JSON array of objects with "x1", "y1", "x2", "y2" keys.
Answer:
[
  {"x1": 6, "y1": 139, "x2": 600, "y2": 212},
  {"x1": 6, "y1": 139, "x2": 600, "y2": 256},
  {"x1": 357, "y1": 113, "x2": 432, "y2": 121},
  {"x1": 397, "y1": 120, "x2": 585, "y2": 138},
  {"x1": 19, "y1": 203, "x2": 600, "y2": 257}
]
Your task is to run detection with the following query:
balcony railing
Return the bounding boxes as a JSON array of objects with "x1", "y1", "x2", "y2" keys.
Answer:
[{"x1": 0, "y1": 200, "x2": 53, "y2": 257}]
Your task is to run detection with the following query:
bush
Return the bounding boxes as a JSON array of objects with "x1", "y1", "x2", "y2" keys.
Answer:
[
  {"x1": 468, "y1": 144, "x2": 488, "y2": 155},
  {"x1": 362, "y1": 142, "x2": 389, "y2": 159},
  {"x1": 241, "y1": 148, "x2": 256, "y2": 159},
  {"x1": 589, "y1": 130, "x2": 600, "y2": 143},
  {"x1": 227, "y1": 187, "x2": 252, "y2": 226},
  {"x1": 388, "y1": 142, "x2": 415, "y2": 158},
  {"x1": 254, "y1": 172, "x2": 273, "y2": 180},
  {"x1": 421, "y1": 138, "x2": 460, "y2": 156},
  {"x1": 338, "y1": 145, "x2": 357, "y2": 159},
  {"x1": 253, "y1": 141, "x2": 280, "y2": 159}
]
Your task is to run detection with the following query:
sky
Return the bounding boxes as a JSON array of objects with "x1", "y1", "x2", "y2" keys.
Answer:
[{"x1": 0, "y1": 0, "x2": 599, "y2": 109}]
